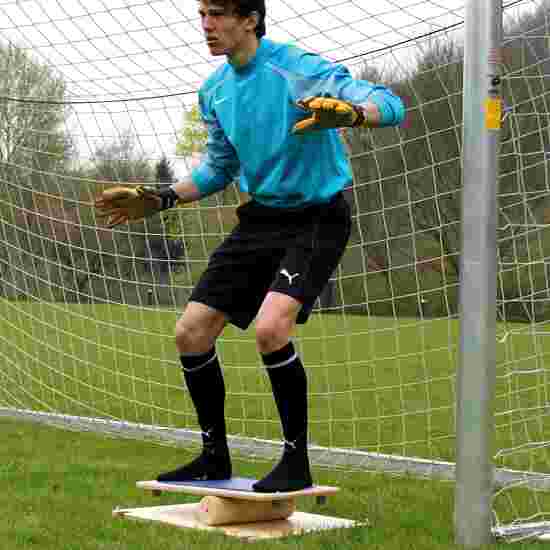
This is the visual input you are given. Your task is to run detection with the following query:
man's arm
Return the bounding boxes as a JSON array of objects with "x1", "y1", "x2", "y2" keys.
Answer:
[
  {"x1": 191, "y1": 92, "x2": 241, "y2": 197},
  {"x1": 358, "y1": 102, "x2": 382, "y2": 127},
  {"x1": 290, "y1": 54, "x2": 405, "y2": 133},
  {"x1": 293, "y1": 96, "x2": 382, "y2": 134},
  {"x1": 94, "y1": 179, "x2": 201, "y2": 227},
  {"x1": 171, "y1": 176, "x2": 203, "y2": 204},
  {"x1": 95, "y1": 91, "x2": 240, "y2": 226}
]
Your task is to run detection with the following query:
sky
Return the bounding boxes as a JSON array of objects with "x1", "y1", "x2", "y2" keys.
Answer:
[
  {"x1": 0, "y1": 0, "x2": 467, "y2": 86},
  {"x1": 0, "y1": 0, "x2": 538, "y2": 177}
]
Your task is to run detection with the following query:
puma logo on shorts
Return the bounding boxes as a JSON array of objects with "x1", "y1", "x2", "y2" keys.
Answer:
[{"x1": 280, "y1": 269, "x2": 300, "y2": 285}]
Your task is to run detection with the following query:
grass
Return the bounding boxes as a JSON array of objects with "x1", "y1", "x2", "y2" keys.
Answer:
[
  {"x1": 2, "y1": 302, "x2": 550, "y2": 546},
  {"x1": 3, "y1": 416, "x2": 549, "y2": 550},
  {"x1": 2, "y1": 302, "x2": 550, "y2": 470}
]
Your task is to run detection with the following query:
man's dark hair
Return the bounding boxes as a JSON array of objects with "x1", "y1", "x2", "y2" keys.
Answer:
[
  {"x1": 202, "y1": 0, "x2": 266, "y2": 38},
  {"x1": 233, "y1": 0, "x2": 266, "y2": 38}
]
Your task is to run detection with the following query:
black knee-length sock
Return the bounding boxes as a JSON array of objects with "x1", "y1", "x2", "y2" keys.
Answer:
[
  {"x1": 261, "y1": 342, "x2": 308, "y2": 444},
  {"x1": 253, "y1": 342, "x2": 312, "y2": 492},
  {"x1": 181, "y1": 348, "x2": 227, "y2": 441},
  {"x1": 156, "y1": 348, "x2": 231, "y2": 482}
]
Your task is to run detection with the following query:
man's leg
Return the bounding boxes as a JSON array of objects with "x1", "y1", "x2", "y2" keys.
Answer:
[
  {"x1": 156, "y1": 301, "x2": 231, "y2": 482},
  {"x1": 252, "y1": 292, "x2": 313, "y2": 492}
]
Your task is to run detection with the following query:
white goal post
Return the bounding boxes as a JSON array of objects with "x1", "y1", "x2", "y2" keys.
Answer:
[{"x1": 456, "y1": 1, "x2": 502, "y2": 545}]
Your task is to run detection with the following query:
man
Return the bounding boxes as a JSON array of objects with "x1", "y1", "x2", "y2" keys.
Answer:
[{"x1": 96, "y1": 0, "x2": 405, "y2": 492}]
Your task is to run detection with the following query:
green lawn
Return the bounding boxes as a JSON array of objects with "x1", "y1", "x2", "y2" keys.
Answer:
[
  {"x1": 2, "y1": 301, "x2": 550, "y2": 546},
  {"x1": 2, "y1": 301, "x2": 549, "y2": 470},
  {"x1": 2, "y1": 416, "x2": 548, "y2": 550}
]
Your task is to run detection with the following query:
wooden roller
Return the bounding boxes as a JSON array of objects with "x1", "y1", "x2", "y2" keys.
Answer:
[{"x1": 195, "y1": 496, "x2": 296, "y2": 526}]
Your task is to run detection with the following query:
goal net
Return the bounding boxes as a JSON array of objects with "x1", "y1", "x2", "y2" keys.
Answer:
[{"x1": 0, "y1": 0, "x2": 549, "y2": 540}]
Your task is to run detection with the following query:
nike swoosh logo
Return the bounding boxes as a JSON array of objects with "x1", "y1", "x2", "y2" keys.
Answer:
[{"x1": 214, "y1": 97, "x2": 228, "y2": 105}]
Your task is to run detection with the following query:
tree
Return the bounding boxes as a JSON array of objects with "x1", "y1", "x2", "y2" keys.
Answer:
[
  {"x1": 155, "y1": 154, "x2": 175, "y2": 183},
  {"x1": 0, "y1": 45, "x2": 70, "y2": 152},
  {"x1": 494, "y1": 4, "x2": 550, "y2": 321},
  {"x1": 0, "y1": 43, "x2": 75, "y2": 299},
  {"x1": 78, "y1": 132, "x2": 159, "y2": 302},
  {"x1": 10, "y1": 130, "x2": 163, "y2": 303},
  {"x1": 176, "y1": 105, "x2": 207, "y2": 156},
  {"x1": 91, "y1": 130, "x2": 153, "y2": 184},
  {"x1": 342, "y1": 1, "x2": 550, "y2": 319},
  {"x1": 0, "y1": 44, "x2": 72, "y2": 202},
  {"x1": 175, "y1": 103, "x2": 246, "y2": 207},
  {"x1": 149, "y1": 154, "x2": 186, "y2": 287}
]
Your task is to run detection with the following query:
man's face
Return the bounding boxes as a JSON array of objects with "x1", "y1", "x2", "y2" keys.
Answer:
[{"x1": 198, "y1": 1, "x2": 254, "y2": 57}]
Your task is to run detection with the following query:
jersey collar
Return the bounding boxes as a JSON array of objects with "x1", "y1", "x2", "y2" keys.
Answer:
[{"x1": 230, "y1": 38, "x2": 270, "y2": 75}]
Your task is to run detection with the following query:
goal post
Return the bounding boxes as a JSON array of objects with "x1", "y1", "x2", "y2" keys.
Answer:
[{"x1": 455, "y1": 0, "x2": 503, "y2": 546}]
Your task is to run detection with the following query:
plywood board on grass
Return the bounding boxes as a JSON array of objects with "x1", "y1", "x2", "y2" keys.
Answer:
[{"x1": 114, "y1": 503, "x2": 362, "y2": 540}]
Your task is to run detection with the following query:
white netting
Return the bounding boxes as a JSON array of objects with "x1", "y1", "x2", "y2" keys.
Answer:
[
  {"x1": 492, "y1": 2, "x2": 550, "y2": 538},
  {"x1": 0, "y1": 0, "x2": 549, "y2": 540}
]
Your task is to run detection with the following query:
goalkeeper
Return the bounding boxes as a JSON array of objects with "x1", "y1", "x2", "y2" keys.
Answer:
[{"x1": 96, "y1": 0, "x2": 405, "y2": 493}]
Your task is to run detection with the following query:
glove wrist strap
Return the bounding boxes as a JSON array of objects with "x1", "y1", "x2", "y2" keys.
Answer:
[
  {"x1": 159, "y1": 186, "x2": 179, "y2": 210},
  {"x1": 352, "y1": 105, "x2": 367, "y2": 128}
]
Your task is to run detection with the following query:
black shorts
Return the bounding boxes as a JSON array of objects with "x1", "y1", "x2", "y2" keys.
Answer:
[{"x1": 189, "y1": 192, "x2": 351, "y2": 329}]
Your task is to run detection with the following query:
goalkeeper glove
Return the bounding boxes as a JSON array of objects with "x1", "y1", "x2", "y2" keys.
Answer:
[
  {"x1": 292, "y1": 96, "x2": 368, "y2": 134},
  {"x1": 95, "y1": 185, "x2": 179, "y2": 227}
]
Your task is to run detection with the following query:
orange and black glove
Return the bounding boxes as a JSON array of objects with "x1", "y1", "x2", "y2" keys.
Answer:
[
  {"x1": 95, "y1": 185, "x2": 179, "y2": 227},
  {"x1": 292, "y1": 96, "x2": 367, "y2": 134}
]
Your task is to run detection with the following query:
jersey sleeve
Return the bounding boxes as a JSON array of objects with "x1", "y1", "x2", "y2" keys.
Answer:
[
  {"x1": 292, "y1": 53, "x2": 406, "y2": 128},
  {"x1": 191, "y1": 91, "x2": 241, "y2": 197}
]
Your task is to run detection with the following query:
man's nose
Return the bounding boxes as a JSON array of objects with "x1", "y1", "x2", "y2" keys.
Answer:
[{"x1": 202, "y1": 16, "x2": 215, "y2": 31}]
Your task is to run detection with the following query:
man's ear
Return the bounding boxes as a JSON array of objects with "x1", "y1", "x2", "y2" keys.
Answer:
[{"x1": 246, "y1": 10, "x2": 259, "y2": 32}]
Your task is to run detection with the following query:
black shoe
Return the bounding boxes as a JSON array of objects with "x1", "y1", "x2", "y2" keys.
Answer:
[
  {"x1": 252, "y1": 439, "x2": 313, "y2": 493},
  {"x1": 156, "y1": 431, "x2": 232, "y2": 482}
]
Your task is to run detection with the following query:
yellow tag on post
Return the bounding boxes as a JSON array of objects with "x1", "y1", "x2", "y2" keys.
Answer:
[{"x1": 485, "y1": 97, "x2": 502, "y2": 130}]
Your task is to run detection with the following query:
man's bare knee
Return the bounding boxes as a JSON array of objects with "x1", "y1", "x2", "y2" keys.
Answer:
[
  {"x1": 255, "y1": 316, "x2": 295, "y2": 354},
  {"x1": 256, "y1": 292, "x2": 300, "y2": 354},
  {"x1": 255, "y1": 319, "x2": 277, "y2": 354},
  {"x1": 175, "y1": 302, "x2": 227, "y2": 354}
]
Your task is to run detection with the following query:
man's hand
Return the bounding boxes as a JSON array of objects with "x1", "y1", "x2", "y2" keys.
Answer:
[
  {"x1": 293, "y1": 96, "x2": 371, "y2": 134},
  {"x1": 95, "y1": 185, "x2": 178, "y2": 227}
]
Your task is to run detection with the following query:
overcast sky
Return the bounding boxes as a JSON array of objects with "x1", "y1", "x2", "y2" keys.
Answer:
[{"x1": 0, "y1": 0, "x2": 538, "y2": 176}]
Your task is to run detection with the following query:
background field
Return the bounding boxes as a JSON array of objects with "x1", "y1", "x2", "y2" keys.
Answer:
[{"x1": 3, "y1": 301, "x2": 550, "y2": 473}]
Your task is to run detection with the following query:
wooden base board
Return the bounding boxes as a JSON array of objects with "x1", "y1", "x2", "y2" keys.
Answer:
[{"x1": 114, "y1": 502, "x2": 362, "y2": 540}]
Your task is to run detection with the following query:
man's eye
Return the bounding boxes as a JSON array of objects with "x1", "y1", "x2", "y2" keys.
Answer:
[{"x1": 200, "y1": 10, "x2": 224, "y2": 17}]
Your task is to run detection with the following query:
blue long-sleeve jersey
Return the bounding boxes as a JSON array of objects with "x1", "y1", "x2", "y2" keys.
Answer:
[{"x1": 192, "y1": 38, "x2": 405, "y2": 209}]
